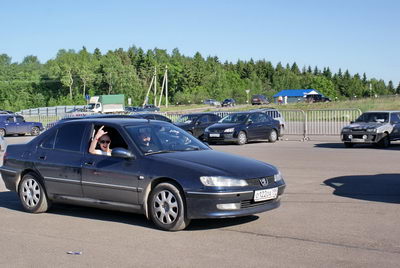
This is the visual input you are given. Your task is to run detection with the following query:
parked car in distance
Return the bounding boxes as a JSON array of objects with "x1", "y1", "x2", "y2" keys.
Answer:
[
  {"x1": 0, "y1": 115, "x2": 43, "y2": 137},
  {"x1": 221, "y1": 98, "x2": 236, "y2": 107},
  {"x1": 0, "y1": 110, "x2": 14, "y2": 114},
  {"x1": 251, "y1": 95, "x2": 269, "y2": 105},
  {"x1": 0, "y1": 118, "x2": 286, "y2": 231},
  {"x1": 203, "y1": 99, "x2": 221, "y2": 107},
  {"x1": 143, "y1": 104, "x2": 160, "y2": 112},
  {"x1": 205, "y1": 111, "x2": 281, "y2": 145},
  {"x1": 305, "y1": 94, "x2": 331, "y2": 103},
  {"x1": 251, "y1": 108, "x2": 285, "y2": 137},
  {"x1": 175, "y1": 113, "x2": 221, "y2": 140},
  {"x1": 341, "y1": 111, "x2": 400, "y2": 148},
  {"x1": 127, "y1": 113, "x2": 172, "y2": 123}
]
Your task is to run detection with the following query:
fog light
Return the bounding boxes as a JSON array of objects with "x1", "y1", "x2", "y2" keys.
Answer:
[
  {"x1": 348, "y1": 135, "x2": 353, "y2": 139},
  {"x1": 362, "y1": 135, "x2": 367, "y2": 139},
  {"x1": 216, "y1": 203, "x2": 240, "y2": 210}
]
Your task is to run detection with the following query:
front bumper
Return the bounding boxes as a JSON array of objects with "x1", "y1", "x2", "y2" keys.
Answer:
[
  {"x1": 204, "y1": 132, "x2": 238, "y2": 143},
  {"x1": 341, "y1": 132, "x2": 385, "y2": 144},
  {"x1": 185, "y1": 184, "x2": 285, "y2": 219}
]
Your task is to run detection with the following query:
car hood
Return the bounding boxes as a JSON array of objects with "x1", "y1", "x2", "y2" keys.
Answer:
[
  {"x1": 207, "y1": 123, "x2": 243, "y2": 131},
  {"x1": 345, "y1": 122, "x2": 384, "y2": 129},
  {"x1": 149, "y1": 150, "x2": 277, "y2": 179}
]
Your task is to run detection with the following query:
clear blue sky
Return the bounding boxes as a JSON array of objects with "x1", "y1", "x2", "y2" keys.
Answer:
[{"x1": 1, "y1": 0, "x2": 399, "y2": 85}]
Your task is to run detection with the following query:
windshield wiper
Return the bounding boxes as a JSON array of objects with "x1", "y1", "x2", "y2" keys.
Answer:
[{"x1": 144, "y1": 150, "x2": 176, "y2": 155}]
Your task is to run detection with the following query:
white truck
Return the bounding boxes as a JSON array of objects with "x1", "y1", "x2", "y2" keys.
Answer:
[{"x1": 88, "y1": 94, "x2": 125, "y2": 113}]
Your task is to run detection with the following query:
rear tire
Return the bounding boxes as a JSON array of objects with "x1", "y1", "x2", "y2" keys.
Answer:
[
  {"x1": 148, "y1": 182, "x2": 190, "y2": 231},
  {"x1": 31, "y1": 127, "x2": 40, "y2": 136},
  {"x1": 18, "y1": 172, "x2": 50, "y2": 213},
  {"x1": 237, "y1": 131, "x2": 247, "y2": 145},
  {"x1": 268, "y1": 129, "x2": 278, "y2": 143}
]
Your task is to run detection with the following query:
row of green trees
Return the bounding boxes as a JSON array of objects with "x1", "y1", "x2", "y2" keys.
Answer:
[{"x1": 0, "y1": 46, "x2": 399, "y2": 111}]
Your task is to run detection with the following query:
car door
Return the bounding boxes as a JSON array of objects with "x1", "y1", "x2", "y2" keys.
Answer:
[
  {"x1": 4, "y1": 116, "x2": 17, "y2": 134},
  {"x1": 390, "y1": 113, "x2": 400, "y2": 140},
  {"x1": 259, "y1": 113, "x2": 273, "y2": 138},
  {"x1": 34, "y1": 122, "x2": 87, "y2": 197},
  {"x1": 246, "y1": 113, "x2": 263, "y2": 139},
  {"x1": 15, "y1": 116, "x2": 29, "y2": 134},
  {"x1": 193, "y1": 115, "x2": 209, "y2": 137},
  {"x1": 81, "y1": 124, "x2": 141, "y2": 205}
]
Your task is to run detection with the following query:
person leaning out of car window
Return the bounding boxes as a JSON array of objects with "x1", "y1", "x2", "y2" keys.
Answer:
[{"x1": 89, "y1": 126, "x2": 112, "y2": 156}]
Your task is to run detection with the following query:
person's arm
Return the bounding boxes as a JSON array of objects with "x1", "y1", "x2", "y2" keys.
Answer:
[{"x1": 89, "y1": 126, "x2": 107, "y2": 154}]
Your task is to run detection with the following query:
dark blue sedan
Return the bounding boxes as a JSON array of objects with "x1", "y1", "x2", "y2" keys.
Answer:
[
  {"x1": 0, "y1": 118, "x2": 285, "y2": 231},
  {"x1": 0, "y1": 115, "x2": 43, "y2": 137},
  {"x1": 205, "y1": 111, "x2": 281, "y2": 145}
]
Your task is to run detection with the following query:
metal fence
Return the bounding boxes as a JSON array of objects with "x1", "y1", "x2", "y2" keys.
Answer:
[{"x1": 22, "y1": 108, "x2": 362, "y2": 138}]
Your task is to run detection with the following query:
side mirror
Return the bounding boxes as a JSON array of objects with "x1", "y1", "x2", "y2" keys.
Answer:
[
  {"x1": 111, "y1": 147, "x2": 136, "y2": 159},
  {"x1": 247, "y1": 119, "x2": 253, "y2": 125},
  {"x1": 350, "y1": 121, "x2": 354, "y2": 124},
  {"x1": 195, "y1": 121, "x2": 201, "y2": 125}
]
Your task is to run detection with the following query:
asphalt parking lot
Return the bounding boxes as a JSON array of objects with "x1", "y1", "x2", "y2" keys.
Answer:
[{"x1": 1, "y1": 136, "x2": 399, "y2": 267}]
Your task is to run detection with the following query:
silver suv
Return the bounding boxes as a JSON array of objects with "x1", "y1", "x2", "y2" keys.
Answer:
[{"x1": 341, "y1": 111, "x2": 400, "y2": 148}]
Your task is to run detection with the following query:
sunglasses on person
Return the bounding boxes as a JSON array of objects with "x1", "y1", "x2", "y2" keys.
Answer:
[{"x1": 99, "y1": 140, "x2": 111, "y2": 144}]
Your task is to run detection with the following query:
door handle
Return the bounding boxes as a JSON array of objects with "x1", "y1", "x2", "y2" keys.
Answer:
[
  {"x1": 84, "y1": 161, "x2": 94, "y2": 166},
  {"x1": 38, "y1": 156, "x2": 46, "y2": 160}
]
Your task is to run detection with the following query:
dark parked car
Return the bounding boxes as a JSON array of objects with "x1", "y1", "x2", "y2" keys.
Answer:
[
  {"x1": 341, "y1": 111, "x2": 400, "y2": 148},
  {"x1": 0, "y1": 118, "x2": 286, "y2": 231},
  {"x1": 221, "y1": 98, "x2": 236, "y2": 107},
  {"x1": 305, "y1": 94, "x2": 331, "y2": 103},
  {"x1": 127, "y1": 113, "x2": 172, "y2": 123},
  {"x1": 205, "y1": 111, "x2": 281, "y2": 145},
  {"x1": 0, "y1": 115, "x2": 43, "y2": 137},
  {"x1": 46, "y1": 113, "x2": 172, "y2": 130},
  {"x1": 251, "y1": 95, "x2": 269, "y2": 105},
  {"x1": 174, "y1": 113, "x2": 221, "y2": 140},
  {"x1": 143, "y1": 104, "x2": 160, "y2": 112}
]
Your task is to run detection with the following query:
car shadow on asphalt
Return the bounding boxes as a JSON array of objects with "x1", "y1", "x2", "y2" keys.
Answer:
[
  {"x1": 0, "y1": 191, "x2": 259, "y2": 231},
  {"x1": 314, "y1": 142, "x2": 400, "y2": 150},
  {"x1": 324, "y1": 174, "x2": 400, "y2": 204}
]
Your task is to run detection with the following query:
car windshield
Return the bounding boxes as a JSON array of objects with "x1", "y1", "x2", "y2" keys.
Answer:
[
  {"x1": 219, "y1": 113, "x2": 249, "y2": 123},
  {"x1": 355, "y1": 113, "x2": 389, "y2": 123},
  {"x1": 175, "y1": 114, "x2": 198, "y2": 124},
  {"x1": 125, "y1": 124, "x2": 209, "y2": 154}
]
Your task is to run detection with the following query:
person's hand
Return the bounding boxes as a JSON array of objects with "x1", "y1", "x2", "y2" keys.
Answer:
[{"x1": 95, "y1": 126, "x2": 108, "y2": 140}]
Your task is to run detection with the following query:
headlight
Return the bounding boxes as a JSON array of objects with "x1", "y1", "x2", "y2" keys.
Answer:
[
  {"x1": 341, "y1": 128, "x2": 350, "y2": 133},
  {"x1": 200, "y1": 176, "x2": 248, "y2": 187},
  {"x1": 366, "y1": 128, "x2": 376, "y2": 132},
  {"x1": 224, "y1": 128, "x2": 235, "y2": 133},
  {"x1": 274, "y1": 171, "x2": 283, "y2": 182}
]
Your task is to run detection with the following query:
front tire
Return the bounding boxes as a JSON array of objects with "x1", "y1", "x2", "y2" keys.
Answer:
[
  {"x1": 148, "y1": 182, "x2": 190, "y2": 231},
  {"x1": 268, "y1": 129, "x2": 278, "y2": 143},
  {"x1": 237, "y1": 131, "x2": 247, "y2": 145},
  {"x1": 18, "y1": 173, "x2": 50, "y2": 213},
  {"x1": 378, "y1": 134, "x2": 390, "y2": 148},
  {"x1": 0, "y1": 128, "x2": 5, "y2": 137},
  {"x1": 31, "y1": 127, "x2": 40, "y2": 136}
]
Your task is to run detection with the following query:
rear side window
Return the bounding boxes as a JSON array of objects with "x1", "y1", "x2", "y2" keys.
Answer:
[
  {"x1": 54, "y1": 123, "x2": 86, "y2": 152},
  {"x1": 41, "y1": 130, "x2": 57, "y2": 149},
  {"x1": 16, "y1": 117, "x2": 25, "y2": 123}
]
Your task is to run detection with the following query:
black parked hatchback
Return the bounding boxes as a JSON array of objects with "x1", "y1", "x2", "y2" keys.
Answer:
[
  {"x1": 0, "y1": 118, "x2": 285, "y2": 231},
  {"x1": 205, "y1": 111, "x2": 280, "y2": 145},
  {"x1": 174, "y1": 113, "x2": 221, "y2": 140},
  {"x1": 221, "y1": 98, "x2": 236, "y2": 107}
]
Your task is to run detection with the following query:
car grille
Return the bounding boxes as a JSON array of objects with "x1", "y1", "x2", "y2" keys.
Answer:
[
  {"x1": 246, "y1": 176, "x2": 275, "y2": 187},
  {"x1": 241, "y1": 199, "x2": 275, "y2": 208},
  {"x1": 209, "y1": 129, "x2": 225, "y2": 134}
]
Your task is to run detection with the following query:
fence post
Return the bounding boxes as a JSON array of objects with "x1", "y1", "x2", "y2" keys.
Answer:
[{"x1": 303, "y1": 110, "x2": 308, "y2": 141}]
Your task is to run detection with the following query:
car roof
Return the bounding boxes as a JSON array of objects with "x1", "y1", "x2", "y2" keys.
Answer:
[
  {"x1": 364, "y1": 111, "x2": 400, "y2": 113},
  {"x1": 181, "y1": 113, "x2": 217, "y2": 116},
  {"x1": 58, "y1": 117, "x2": 166, "y2": 126}
]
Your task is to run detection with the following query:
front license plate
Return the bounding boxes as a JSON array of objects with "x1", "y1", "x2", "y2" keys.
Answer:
[
  {"x1": 351, "y1": 138, "x2": 365, "y2": 142},
  {"x1": 209, "y1": 133, "x2": 220, "y2": 137},
  {"x1": 254, "y1": 188, "x2": 278, "y2": 202}
]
